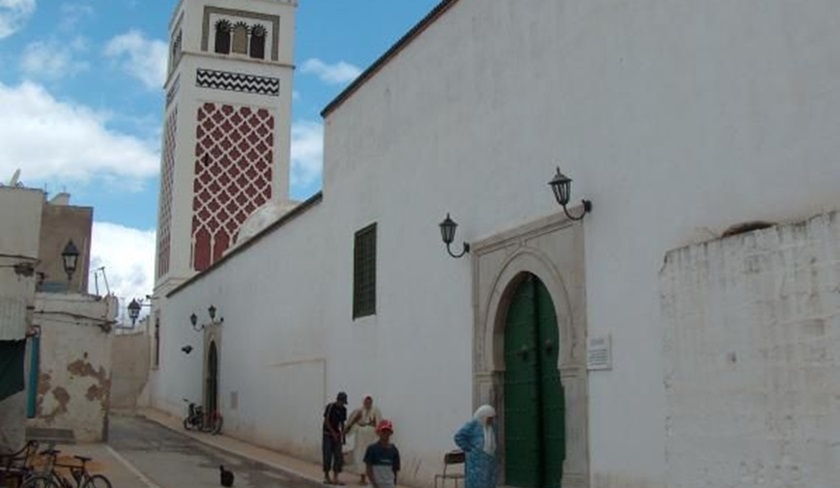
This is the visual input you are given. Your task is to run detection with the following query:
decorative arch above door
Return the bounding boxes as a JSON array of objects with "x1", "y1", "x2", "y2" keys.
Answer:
[{"x1": 472, "y1": 212, "x2": 589, "y2": 488}]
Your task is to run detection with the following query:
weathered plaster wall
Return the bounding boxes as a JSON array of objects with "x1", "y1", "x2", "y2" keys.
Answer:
[
  {"x1": 30, "y1": 294, "x2": 116, "y2": 442},
  {"x1": 110, "y1": 331, "x2": 150, "y2": 411},
  {"x1": 661, "y1": 212, "x2": 840, "y2": 488}
]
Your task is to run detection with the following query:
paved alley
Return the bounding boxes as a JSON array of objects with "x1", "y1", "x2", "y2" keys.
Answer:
[{"x1": 107, "y1": 415, "x2": 319, "y2": 488}]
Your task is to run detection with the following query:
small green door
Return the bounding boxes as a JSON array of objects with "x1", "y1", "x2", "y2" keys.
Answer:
[{"x1": 504, "y1": 274, "x2": 565, "y2": 488}]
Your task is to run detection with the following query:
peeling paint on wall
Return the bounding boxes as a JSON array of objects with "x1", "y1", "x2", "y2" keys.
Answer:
[
  {"x1": 40, "y1": 386, "x2": 70, "y2": 423},
  {"x1": 29, "y1": 317, "x2": 112, "y2": 442}
]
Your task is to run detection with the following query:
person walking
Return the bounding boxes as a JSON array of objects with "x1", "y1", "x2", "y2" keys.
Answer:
[
  {"x1": 323, "y1": 391, "x2": 349, "y2": 485},
  {"x1": 364, "y1": 420, "x2": 400, "y2": 488},
  {"x1": 454, "y1": 405, "x2": 498, "y2": 488},
  {"x1": 345, "y1": 394, "x2": 382, "y2": 485}
]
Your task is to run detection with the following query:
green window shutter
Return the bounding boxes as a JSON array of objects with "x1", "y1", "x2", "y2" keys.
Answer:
[{"x1": 353, "y1": 223, "x2": 377, "y2": 318}]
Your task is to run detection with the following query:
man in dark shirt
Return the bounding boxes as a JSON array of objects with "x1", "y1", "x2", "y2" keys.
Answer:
[{"x1": 323, "y1": 391, "x2": 348, "y2": 484}]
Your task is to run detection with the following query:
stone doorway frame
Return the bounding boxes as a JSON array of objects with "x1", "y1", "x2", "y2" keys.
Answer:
[{"x1": 472, "y1": 211, "x2": 589, "y2": 488}]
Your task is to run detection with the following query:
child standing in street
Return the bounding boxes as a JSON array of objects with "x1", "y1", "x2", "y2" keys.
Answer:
[{"x1": 364, "y1": 420, "x2": 401, "y2": 488}]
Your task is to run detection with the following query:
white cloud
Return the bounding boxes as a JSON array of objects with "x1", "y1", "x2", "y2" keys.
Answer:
[
  {"x1": 104, "y1": 30, "x2": 167, "y2": 90},
  {"x1": 90, "y1": 222, "x2": 155, "y2": 324},
  {"x1": 20, "y1": 38, "x2": 89, "y2": 79},
  {"x1": 290, "y1": 120, "x2": 323, "y2": 188},
  {"x1": 0, "y1": 0, "x2": 35, "y2": 39},
  {"x1": 0, "y1": 82, "x2": 159, "y2": 183},
  {"x1": 300, "y1": 58, "x2": 361, "y2": 85}
]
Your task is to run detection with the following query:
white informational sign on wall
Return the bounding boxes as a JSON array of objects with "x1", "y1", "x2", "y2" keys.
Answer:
[{"x1": 587, "y1": 333, "x2": 612, "y2": 371}]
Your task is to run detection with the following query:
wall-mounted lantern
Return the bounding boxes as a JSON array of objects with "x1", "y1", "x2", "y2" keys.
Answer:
[
  {"x1": 61, "y1": 240, "x2": 79, "y2": 281},
  {"x1": 439, "y1": 213, "x2": 470, "y2": 259},
  {"x1": 191, "y1": 304, "x2": 223, "y2": 332},
  {"x1": 190, "y1": 312, "x2": 204, "y2": 332},
  {"x1": 548, "y1": 167, "x2": 592, "y2": 221}
]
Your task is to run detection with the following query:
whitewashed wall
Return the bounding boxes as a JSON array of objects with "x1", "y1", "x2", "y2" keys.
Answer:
[
  {"x1": 152, "y1": 1, "x2": 840, "y2": 487},
  {"x1": 322, "y1": 1, "x2": 840, "y2": 486},
  {"x1": 661, "y1": 212, "x2": 840, "y2": 488},
  {"x1": 153, "y1": 201, "x2": 330, "y2": 461},
  {"x1": 111, "y1": 330, "x2": 151, "y2": 411}
]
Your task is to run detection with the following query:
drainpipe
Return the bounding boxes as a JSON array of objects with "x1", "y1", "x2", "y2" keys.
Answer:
[{"x1": 26, "y1": 334, "x2": 39, "y2": 418}]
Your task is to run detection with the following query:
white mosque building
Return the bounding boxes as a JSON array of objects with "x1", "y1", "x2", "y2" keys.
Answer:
[{"x1": 149, "y1": 1, "x2": 840, "y2": 487}]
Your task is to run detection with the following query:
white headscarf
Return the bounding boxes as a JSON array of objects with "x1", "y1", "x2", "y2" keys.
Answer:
[{"x1": 473, "y1": 405, "x2": 496, "y2": 455}]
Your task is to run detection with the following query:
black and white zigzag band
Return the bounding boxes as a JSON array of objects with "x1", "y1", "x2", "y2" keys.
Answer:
[{"x1": 196, "y1": 69, "x2": 280, "y2": 96}]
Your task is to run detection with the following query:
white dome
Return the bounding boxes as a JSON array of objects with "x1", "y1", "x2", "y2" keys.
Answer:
[{"x1": 232, "y1": 199, "x2": 300, "y2": 248}]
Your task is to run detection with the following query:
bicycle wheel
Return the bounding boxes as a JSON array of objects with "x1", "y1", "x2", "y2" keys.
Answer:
[
  {"x1": 81, "y1": 474, "x2": 113, "y2": 488},
  {"x1": 21, "y1": 474, "x2": 60, "y2": 488}
]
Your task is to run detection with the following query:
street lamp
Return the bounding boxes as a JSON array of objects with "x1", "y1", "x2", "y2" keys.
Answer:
[
  {"x1": 61, "y1": 240, "x2": 79, "y2": 281},
  {"x1": 548, "y1": 167, "x2": 592, "y2": 221},
  {"x1": 127, "y1": 299, "x2": 142, "y2": 325},
  {"x1": 439, "y1": 213, "x2": 470, "y2": 259}
]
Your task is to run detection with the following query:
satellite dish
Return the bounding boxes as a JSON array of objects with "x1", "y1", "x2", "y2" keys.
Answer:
[{"x1": 9, "y1": 169, "x2": 20, "y2": 186}]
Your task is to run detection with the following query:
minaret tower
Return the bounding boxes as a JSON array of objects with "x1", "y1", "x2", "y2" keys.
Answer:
[{"x1": 154, "y1": 0, "x2": 296, "y2": 295}]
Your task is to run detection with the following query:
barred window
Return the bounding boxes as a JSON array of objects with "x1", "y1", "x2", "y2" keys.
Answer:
[{"x1": 353, "y1": 223, "x2": 377, "y2": 319}]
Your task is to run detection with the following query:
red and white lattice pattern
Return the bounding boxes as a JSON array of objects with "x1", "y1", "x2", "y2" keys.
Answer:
[
  {"x1": 192, "y1": 103, "x2": 274, "y2": 270},
  {"x1": 156, "y1": 107, "x2": 178, "y2": 279}
]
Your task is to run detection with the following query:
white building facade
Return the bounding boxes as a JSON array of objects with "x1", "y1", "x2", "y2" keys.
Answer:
[{"x1": 150, "y1": 1, "x2": 840, "y2": 488}]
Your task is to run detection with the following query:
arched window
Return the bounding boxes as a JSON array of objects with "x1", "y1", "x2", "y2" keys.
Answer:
[
  {"x1": 214, "y1": 20, "x2": 231, "y2": 54},
  {"x1": 170, "y1": 30, "x2": 182, "y2": 71},
  {"x1": 249, "y1": 25, "x2": 266, "y2": 60},
  {"x1": 232, "y1": 22, "x2": 249, "y2": 55}
]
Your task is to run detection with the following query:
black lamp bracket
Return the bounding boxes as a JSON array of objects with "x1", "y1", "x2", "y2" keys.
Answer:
[{"x1": 563, "y1": 199, "x2": 592, "y2": 221}]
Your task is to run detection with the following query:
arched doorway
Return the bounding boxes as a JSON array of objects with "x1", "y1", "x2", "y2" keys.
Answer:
[
  {"x1": 205, "y1": 341, "x2": 219, "y2": 417},
  {"x1": 504, "y1": 273, "x2": 565, "y2": 488}
]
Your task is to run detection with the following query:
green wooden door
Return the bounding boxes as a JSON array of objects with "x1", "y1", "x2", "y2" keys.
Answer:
[
  {"x1": 536, "y1": 279, "x2": 565, "y2": 488},
  {"x1": 504, "y1": 278, "x2": 541, "y2": 488},
  {"x1": 504, "y1": 274, "x2": 565, "y2": 488}
]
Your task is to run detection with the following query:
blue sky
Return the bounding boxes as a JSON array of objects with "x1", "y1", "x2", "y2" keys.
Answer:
[{"x1": 0, "y1": 0, "x2": 440, "y2": 316}]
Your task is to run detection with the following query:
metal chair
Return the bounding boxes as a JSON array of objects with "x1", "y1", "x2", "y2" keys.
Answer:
[{"x1": 434, "y1": 450, "x2": 465, "y2": 488}]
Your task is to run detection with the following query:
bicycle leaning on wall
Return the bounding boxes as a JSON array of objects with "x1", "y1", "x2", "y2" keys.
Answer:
[{"x1": 34, "y1": 449, "x2": 112, "y2": 488}]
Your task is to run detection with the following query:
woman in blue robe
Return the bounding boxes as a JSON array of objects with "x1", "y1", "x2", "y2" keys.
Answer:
[{"x1": 454, "y1": 405, "x2": 497, "y2": 488}]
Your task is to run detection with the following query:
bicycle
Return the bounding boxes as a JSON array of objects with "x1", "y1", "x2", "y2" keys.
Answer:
[
  {"x1": 37, "y1": 449, "x2": 112, "y2": 488},
  {"x1": 203, "y1": 408, "x2": 224, "y2": 435},
  {"x1": 183, "y1": 398, "x2": 223, "y2": 435},
  {"x1": 0, "y1": 440, "x2": 57, "y2": 488}
]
